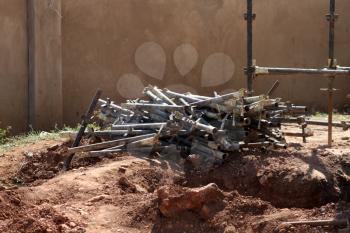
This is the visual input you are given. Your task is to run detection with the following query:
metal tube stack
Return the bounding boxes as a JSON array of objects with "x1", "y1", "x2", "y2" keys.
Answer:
[{"x1": 67, "y1": 85, "x2": 310, "y2": 164}]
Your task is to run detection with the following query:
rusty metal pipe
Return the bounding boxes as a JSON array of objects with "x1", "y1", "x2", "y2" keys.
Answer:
[{"x1": 267, "y1": 80, "x2": 280, "y2": 96}]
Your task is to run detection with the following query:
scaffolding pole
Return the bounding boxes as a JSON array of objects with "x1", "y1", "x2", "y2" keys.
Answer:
[
  {"x1": 254, "y1": 67, "x2": 349, "y2": 76},
  {"x1": 245, "y1": 0, "x2": 349, "y2": 147},
  {"x1": 324, "y1": 0, "x2": 338, "y2": 147},
  {"x1": 244, "y1": 0, "x2": 255, "y2": 96}
]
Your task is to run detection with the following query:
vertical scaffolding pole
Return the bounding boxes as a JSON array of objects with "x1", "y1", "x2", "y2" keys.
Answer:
[
  {"x1": 326, "y1": 0, "x2": 338, "y2": 147},
  {"x1": 245, "y1": 0, "x2": 255, "y2": 96},
  {"x1": 328, "y1": 0, "x2": 336, "y2": 68}
]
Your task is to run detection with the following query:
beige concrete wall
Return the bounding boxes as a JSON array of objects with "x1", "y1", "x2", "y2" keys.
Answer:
[
  {"x1": 0, "y1": 0, "x2": 349, "y2": 131},
  {"x1": 61, "y1": 0, "x2": 350, "y2": 125},
  {"x1": 253, "y1": 0, "x2": 350, "y2": 111},
  {"x1": 0, "y1": 0, "x2": 28, "y2": 133},
  {"x1": 28, "y1": 0, "x2": 63, "y2": 130}
]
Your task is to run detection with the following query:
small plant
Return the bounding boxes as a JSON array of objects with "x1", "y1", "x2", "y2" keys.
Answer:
[
  {"x1": 0, "y1": 126, "x2": 11, "y2": 144},
  {"x1": 311, "y1": 112, "x2": 350, "y2": 121}
]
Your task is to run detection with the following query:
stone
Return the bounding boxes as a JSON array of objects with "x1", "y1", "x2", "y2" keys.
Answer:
[
  {"x1": 118, "y1": 176, "x2": 137, "y2": 193},
  {"x1": 68, "y1": 221, "x2": 77, "y2": 228},
  {"x1": 157, "y1": 183, "x2": 224, "y2": 218},
  {"x1": 88, "y1": 195, "x2": 111, "y2": 203},
  {"x1": 224, "y1": 226, "x2": 238, "y2": 233},
  {"x1": 118, "y1": 167, "x2": 127, "y2": 173}
]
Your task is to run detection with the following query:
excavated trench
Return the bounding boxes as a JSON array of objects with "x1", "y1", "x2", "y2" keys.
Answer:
[
  {"x1": 183, "y1": 149, "x2": 350, "y2": 209},
  {"x1": 13, "y1": 142, "x2": 350, "y2": 210}
]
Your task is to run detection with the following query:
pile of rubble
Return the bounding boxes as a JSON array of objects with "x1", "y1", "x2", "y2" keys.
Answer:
[{"x1": 65, "y1": 86, "x2": 309, "y2": 165}]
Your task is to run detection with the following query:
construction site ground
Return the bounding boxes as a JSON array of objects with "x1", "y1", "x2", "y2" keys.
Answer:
[{"x1": 0, "y1": 124, "x2": 349, "y2": 233}]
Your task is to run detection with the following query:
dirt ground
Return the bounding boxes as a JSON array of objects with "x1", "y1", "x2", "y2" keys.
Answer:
[{"x1": 0, "y1": 124, "x2": 349, "y2": 233}]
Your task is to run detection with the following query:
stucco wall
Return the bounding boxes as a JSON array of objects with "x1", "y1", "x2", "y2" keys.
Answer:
[
  {"x1": 0, "y1": 0, "x2": 28, "y2": 133},
  {"x1": 253, "y1": 0, "x2": 350, "y2": 110},
  {"x1": 28, "y1": 0, "x2": 63, "y2": 130},
  {"x1": 0, "y1": 0, "x2": 349, "y2": 132},
  {"x1": 61, "y1": 0, "x2": 350, "y2": 125}
]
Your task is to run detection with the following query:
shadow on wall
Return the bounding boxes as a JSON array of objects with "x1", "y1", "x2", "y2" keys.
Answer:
[{"x1": 116, "y1": 41, "x2": 236, "y2": 99}]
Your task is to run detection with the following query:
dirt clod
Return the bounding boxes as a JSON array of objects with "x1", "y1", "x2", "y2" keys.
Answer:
[
  {"x1": 118, "y1": 176, "x2": 137, "y2": 193},
  {"x1": 157, "y1": 183, "x2": 225, "y2": 219}
]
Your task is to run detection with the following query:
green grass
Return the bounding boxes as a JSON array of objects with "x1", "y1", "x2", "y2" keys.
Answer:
[
  {"x1": 309, "y1": 112, "x2": 350, "y2": 121},
  {"x1": 0, "y1": 123, "x2": 102, "y2": 154},
  {"x1": 0, "y1": 130, "x2": 60, "y2": 154}
]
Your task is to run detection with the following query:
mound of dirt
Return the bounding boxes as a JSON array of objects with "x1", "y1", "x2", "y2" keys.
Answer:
[
  {"x1": 1, "y1": 125, "x2": 349, "y2": 233},
  {"x1": 0, "y1": 189, "x2": 77, "y2": 233},
  {"x1": 14, "y1": 150, "x2": 66, "y2": 184},
  {"x1": 184, "y1": 149, "x2": 345, "y2": 208}
]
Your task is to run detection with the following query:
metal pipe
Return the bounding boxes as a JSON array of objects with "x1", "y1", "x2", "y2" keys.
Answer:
[
  {"x1": 98, "y1": 99, "x2": 134, "y2": 115},
  {"x1": 240, "y1": 141, "x2": 271, "y2": 148},
  {"x1": 274, "y1": 143, "x2": 287, "y2": 149},
  {"x1": 265, "y1": 105, "x2": 307, "y2": 114},
  {"x1": 326, "y1": 0, "x2": 338, "y2": 147},
  {"x1": 179, "y1": 117, "x2": 218, "y2": 134},
  {"x1": 327, "y1": 78, "x2": 334, "y2": 146},
  {"x1": 191, "y1": 141, "x2": 227, "y2": 160},
  {"x1": 101, "y1": 145, "x2": 125, "y2": 151},
  {"x1": 112, "y1": 123, "x2": 167, "y2": 130},
  {"x1": 244, "y1": 95, "x2": 265, "y2": 104},
  {"x1": 143, "y1": 89, "x2": 163, "y2": 103},
  {"x1": 190, "y1": 91, "x2": 244, "y2": 107},
  {"x1": 337, "y1": 66, "x2": 350, "y2": 70},
  {"x1": 151, "y1": 86, "x2": 177, "y2": 106},
  {"x1": 122, "y1": 103, "x2": 184, "y2": 111},
  {"x1": 163, "y1": 89, "x2": 202, "y2": 102},
  {"x1": 67, "y1": 133, "x2": 156, "y2": 154},
  {"x1": 126, "y1": 136, "x2": 158, "y2": 148},
  {"x1": 245, "y1": 0, "x2": 255, "y2": 95},
  {"x1": 145, "y1": 112, "x2": 168, "y2": 122},
  {"x1": 88, "y1": 150, "x2": 123, "y2": 157},
  {"x1": 267, "y1": 80, "x2": 280, "y2": 96},
  {"x1": 187, "y1": 94, "x2": 210, "y2": 100},
  {"x1": 306, "y1": 120, "x2": 349, "y2": 130},
  {"x1": 254, "y1": 66, "x2": 350, "y2": 76},
  {"x1": 143, "y1": 108, "x2": 170, "y2": 119},
  {"x1": 86, "y1": 130, "x2": 155, "y2": 137},
  {"x1": 327, "y1": 0, "x2": 336, "y2": 67},
  {"x1": 271, "y1": 117, "x2": 304, "y2": 124},
  {"x1": 283, "y1": 131, "x2": 313, "y2": 137},
  {"x1": 64, "y1": 89, "x2": 102, "y2": 170},
  {"x1": 179, "y1": 98, "x2": 189, "y2": 106}
]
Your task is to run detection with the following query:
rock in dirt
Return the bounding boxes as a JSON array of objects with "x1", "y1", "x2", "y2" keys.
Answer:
[
  {"x1": 0, "y1": 183, "x2": 6, "y2": 191},
  {"x1": 118, "y1": 167, "x2": 127, "y2": 173},
  {"x1": 118, "y1": 176, "x2": 137, "y2": 193},
  {"x1": 224, "y1": 225, "x2": 238, "y2": 233},
  {"x1": 157, "y1": 183, "x2": 225, "y2": 219}
]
